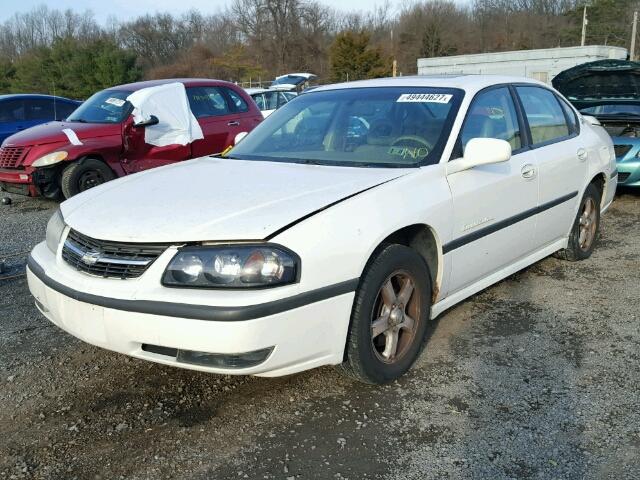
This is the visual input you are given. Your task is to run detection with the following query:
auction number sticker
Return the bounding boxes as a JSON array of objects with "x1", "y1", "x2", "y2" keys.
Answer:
[
  {"x1": 397, "y1": 93, "x2": 452, "y2": 103},
  {"x1": 105, "y1": 97, "x2": 126, "y2": 107}
]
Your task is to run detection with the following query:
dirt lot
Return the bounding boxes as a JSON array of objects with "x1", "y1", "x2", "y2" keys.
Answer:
[{"x1": 1, "y1": 190, "x2": 639, "y2": 480}]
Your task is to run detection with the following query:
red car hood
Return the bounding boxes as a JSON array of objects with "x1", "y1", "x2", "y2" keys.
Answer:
[{"x1": 2, "y1": 121, "x2": 121, "y2": 148}]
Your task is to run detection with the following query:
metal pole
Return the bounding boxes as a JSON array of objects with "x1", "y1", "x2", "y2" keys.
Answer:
[
  {"x1": 581, "y1": 6, "x2": 588, "y2": 46},
  {"x1": 632, "y1": 11, "x2": 638, "y2": 61}
]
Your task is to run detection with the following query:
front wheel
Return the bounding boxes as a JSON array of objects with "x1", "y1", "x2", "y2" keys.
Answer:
[
  {"x1": 555, "y1": 183, "x2": 601, "y2": 262},
  {"x1": 60, "y1": 159, "x2": 115, "y2": 198},
  {"x1": 339, "y1": 244, "x2": 433, "y2": 384}
]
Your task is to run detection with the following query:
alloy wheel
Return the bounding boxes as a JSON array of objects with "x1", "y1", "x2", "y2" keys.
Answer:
[
  {"x1": 370, "y1": 270, "x2": 422, "y2": 364},
  {"x1": 578, "y1": 196, "x2": 597, "y2": 251}
]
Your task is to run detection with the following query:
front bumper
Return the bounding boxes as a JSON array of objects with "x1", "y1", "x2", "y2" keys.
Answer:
[
  {"x1": 27, "y1": 242, "x2": 355, "y2": 377},
  {"x1": 616, "y1": 159, "x2": 640, "y2": 187},
  {"x1": 0, "y1": 167, "x2": 36, "y2": 195}
]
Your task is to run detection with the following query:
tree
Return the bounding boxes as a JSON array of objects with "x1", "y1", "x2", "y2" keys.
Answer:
[
  {"x1": 329, "y1": 31, "x2": 391, "y2": 82},
  {"x1": 9, "y1": 37, "x2": 140, "y2": 98}
]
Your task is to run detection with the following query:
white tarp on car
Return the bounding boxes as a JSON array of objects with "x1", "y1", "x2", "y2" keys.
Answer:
[{"x1": 126, "y1": 82, "x2": 204, "y2": 147}]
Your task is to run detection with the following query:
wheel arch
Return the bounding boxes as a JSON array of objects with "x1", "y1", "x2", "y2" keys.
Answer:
[
  {"x1": 372, "y1": 223, "x2": 443, "y2": 303},
  {"x1": 588, "y1": 171, "x2": 606, "y2": 206}
]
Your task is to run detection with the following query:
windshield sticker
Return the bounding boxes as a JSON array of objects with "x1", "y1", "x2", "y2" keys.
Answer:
[
  {"x1": 62, "y1": 128, "x2": 83, "y2": 146},
  {"x1": 105, "y1": 97, "x2": 126, "y2": 107},
  {"x1": 397, "y1": 93, "x2": 452, "y2": 104},
  {"x1": 388, "y1": 146, "x2": 429, "y2": 159}
]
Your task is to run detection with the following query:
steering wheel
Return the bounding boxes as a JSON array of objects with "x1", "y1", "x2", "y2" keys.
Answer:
[{"x1": 391, "y1": 135, "x2": 433, "y2": 155}]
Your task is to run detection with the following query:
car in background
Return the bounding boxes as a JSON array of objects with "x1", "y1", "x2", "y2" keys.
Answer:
[
  {"x1": 271, "y1": 73, "x2": 317, "y2": 93},
  {"x1": 245, "y1": 87, "x2": 296, "y2": 117},
  {"x1": 553, "y1": 59, "x2": 640, "y2": 187},
  {"x1": 0, "y1": 79, "x2": 262, "y2": 198},
  {"x1": 0, "y1": 94, "x2": 81, "y2": 143},
  {"x1": 28, "y1": 76, "x2": 615, "y2": 384}
]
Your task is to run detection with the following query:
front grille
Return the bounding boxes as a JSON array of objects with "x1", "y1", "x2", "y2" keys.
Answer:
[
  {"x1": 618, "y1": 172, "x2": 631, "y2": 183},
  {"x1": 62, "y1": 229, "x2": 170, "y2": 279},
  {"x1": 0, "y1": 146, "x2": 29, "y2": 168},
  {"x1": 614, "y1": 144, "x2": 633, "y2": 158}
]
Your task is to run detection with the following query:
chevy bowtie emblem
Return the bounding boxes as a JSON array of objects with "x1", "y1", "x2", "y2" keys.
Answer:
[{"x1": 81, "y1": 250, "x2": 101, "y2": 266}]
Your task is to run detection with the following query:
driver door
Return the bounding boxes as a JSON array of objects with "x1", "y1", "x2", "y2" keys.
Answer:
[
  {"x1": 446, "y1": 86, "x2": 539, "y2": 293},
  {"x1": 120, "y1": 116, "x2": 191, "y2": 174}
]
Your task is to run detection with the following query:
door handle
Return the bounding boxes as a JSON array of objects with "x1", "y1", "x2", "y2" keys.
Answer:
[
  {"x1": 227, "y1": 121, "x2": 240, "y2": 127},
  {"x1": 521, "y1": 164, "x2": 536, "y2": 179},
  {"x1": 577, "y1": 148, "x2": 588, "y2": 162}
]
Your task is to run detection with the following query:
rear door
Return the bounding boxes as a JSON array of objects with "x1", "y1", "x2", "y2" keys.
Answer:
[
  {"x1": 24, "y1": 98, "x2": 57, "y2": 129},
  {"x1": 187, "y1": 86, "x2": 238, "y2": 157},
  {"x1": 0, "y1": 99, "x2": 26, "y2": 142},
  {"x1": 446, "y1": 85, "x2": 539, "y2": 293},
  {"x1": 514, "y1": 85, "x2": 586, "y2": 246}
]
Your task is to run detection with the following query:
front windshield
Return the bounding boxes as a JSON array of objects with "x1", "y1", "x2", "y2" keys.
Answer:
[
  {"x1": 229, "y1": 87, "x2": 462, "y2": 168},
  {"x1": 580, "y1": 104, "x2": 640, "y2": 116},
  {"x1": 67, "y1": 90, "x2": 133, "y2": 124}
]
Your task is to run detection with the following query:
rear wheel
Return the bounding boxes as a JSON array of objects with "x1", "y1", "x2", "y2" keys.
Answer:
[
  {"x1": 61, "y1": 159, "x2": 115, "y2": 198},
  {"x1": 339, "y1": 244, "x2": 433, "y2": 384},
  {"x1": 555, "y1": 183, "x2": 601, "y2": 261}
]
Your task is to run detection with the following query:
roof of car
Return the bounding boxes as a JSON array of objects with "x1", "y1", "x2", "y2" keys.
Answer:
[
  {"x1": 311, "y1": 75, "x2": 547, "y2": 93},
  {"x1": 111, "y1": 78, "x2": 237, "y2": 91},
  {"x1": 0, "y1": 93, "x2": 80, "y2": 102}
]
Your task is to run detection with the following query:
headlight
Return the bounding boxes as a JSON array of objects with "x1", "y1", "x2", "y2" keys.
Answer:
[
  {"x1": 32, "y1": 151, "x2": 68, "y2": 168},
  {"x1": 162, "y1": 245, "x2": 299, "y2": 288},
  {"x1": 45, "y1": 209, "x2": 66, "y2": 254}
]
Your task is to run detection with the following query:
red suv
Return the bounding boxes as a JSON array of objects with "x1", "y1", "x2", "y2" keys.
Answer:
[{"x1": 0, "y1": 79, "x2": 263, "y2": 198}]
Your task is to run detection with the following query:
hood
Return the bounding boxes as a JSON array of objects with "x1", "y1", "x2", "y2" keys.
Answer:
[
  {"x1": 61, "y1": 157, "x2": 412, "y2": 243},
  {"x1": 552, "y1": 60, "x2": 640, "y2": 110},
  {"x1": 2, "y1": 121, "x2": 121, "y2": 148}
]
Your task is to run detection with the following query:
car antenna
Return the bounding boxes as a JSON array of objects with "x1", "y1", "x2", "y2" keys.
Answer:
[{"x1": 52, "y1": 81, "x2": 57, "y2": 120}]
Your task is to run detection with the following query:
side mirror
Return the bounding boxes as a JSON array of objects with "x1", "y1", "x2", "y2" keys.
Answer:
[
  {"x1": 234, "y1": 131, "x2": 248, "y2": 145},
  {"x1": 133, "y1": 115, "x2": 159, "y2": 128},
  {"x1": 447, "y1": 138, "x2": 512, "y2": 175}
]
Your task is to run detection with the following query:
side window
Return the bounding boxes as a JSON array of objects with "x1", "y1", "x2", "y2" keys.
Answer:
[
  {"x1": 26, "y1": 99, "x2": 55, "y2": 120},
  {"x1": 557, "y1": 96, "x2": 579, "y2": 135},
  {"x1": 0, "y1": 99, "x2": 25, "y2": 122},
  {"x1": 516, "y1": 86, "x2": 569, "y2": 145},
  {"x1": 460, "y1": 87, "x2": 522, "y2": 153},
  {"x1": 264, "y1": 91, "x2": 279, "y2": 110},
  {"x1": 186, "y1": 87, "x2": 230, "y2": 118},
  {"x1": 225, "y1": 88, "x2": 249, "y2": 112},
  {"x1": 277, "y1": 92, "x2": 289, "y2": 108},
  {"x1": 252, "y1": 94, "x2": 265, "y2": 110},
  {"x1": 56, "y1": 101, "x2": 79, "y2": 120}
]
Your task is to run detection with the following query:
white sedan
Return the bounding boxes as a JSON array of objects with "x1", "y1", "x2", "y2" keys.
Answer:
[
  {"x1": 28, "y1": 76, "x2": 617, "y2": 384},
  {"x1": 245, "y1": 87, "x2": 296, "y2": 117}
]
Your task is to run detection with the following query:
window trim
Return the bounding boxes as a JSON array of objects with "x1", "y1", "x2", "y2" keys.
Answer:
[
  {"x1": 512, "y1": 84, "x2": 579, "y2": 150},
  {"x1": 450, "y1": 83, "x2": 528, "y2": 161}
]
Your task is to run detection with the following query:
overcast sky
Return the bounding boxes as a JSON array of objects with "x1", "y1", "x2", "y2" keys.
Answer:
[{"x1": 0, "y1": 0, "x2": 438, "y2": 23}]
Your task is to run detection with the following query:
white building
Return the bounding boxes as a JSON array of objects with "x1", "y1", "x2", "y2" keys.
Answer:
[{"x1": 417, "y1": 46, "x2": 628, "y2": 84}]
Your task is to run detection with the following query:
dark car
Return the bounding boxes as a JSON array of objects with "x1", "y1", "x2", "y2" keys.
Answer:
[
  {"x1": 0, "y1": 79, "x2": 263, "y2": 198},
  {"x1": 553, "y1": 59, "x2": 640, "y2": 187},
  {"x1": 0, "y1": 94, "x2": 81, "y2": 143}
]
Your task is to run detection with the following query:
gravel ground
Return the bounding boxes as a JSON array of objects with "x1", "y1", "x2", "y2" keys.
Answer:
[{"x1": 0, "y1": 190, "x2": 638, "y2": 480}]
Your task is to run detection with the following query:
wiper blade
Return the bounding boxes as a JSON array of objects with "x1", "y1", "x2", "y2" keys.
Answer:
[{"x1": 68, "y1": 118, "x2": 87, "y2": 123}]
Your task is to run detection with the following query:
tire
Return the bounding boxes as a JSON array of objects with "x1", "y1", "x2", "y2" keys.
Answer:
[
  {"x1": 555, "y1": 183, "x2": 601, "y2": 262},
  {"x1": 60, "y1": 159, "x2": 115, "y2": 199},
  {"x1": 339, "y1": 244, "x2": 433, "y2": 384}
]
